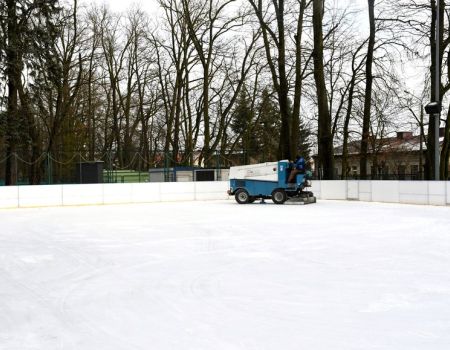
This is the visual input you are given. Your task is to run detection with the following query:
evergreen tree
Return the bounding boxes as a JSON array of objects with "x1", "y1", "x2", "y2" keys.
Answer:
[
  {"x1": 296, "y1": 118, "x2": 313, "y2": 161},
  {"x1": 0, "y1": 0, "x2": 61, "y2": 185},
  {"x1": 231, "y1": 90, "x2": 257, "y2": 163},
  {"x1": 286, "y1": 97, "x2": 312, "y2": 161},
  {"x1": 255, "y1": 88, "x2": 280, "y2": 162}
]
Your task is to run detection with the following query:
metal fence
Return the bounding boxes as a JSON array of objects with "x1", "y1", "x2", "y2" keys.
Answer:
[
  {"x1": 0, "y1": 150, "x2": 270, "y2": 186},
  {"x1": 3, "y1": 150, "x2": 439, "y2": 185}
]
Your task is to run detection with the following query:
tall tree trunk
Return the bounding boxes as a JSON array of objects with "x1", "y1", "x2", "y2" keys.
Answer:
[
  {"x1": 87, "y1": 39, "x2": 97, "y2": 160},
  {"x1": 274, "y1": 0, "x2": 291, "y2": 160},
  {"x1": 184, "y1": 65, "x2": 195, "y2": 166},
  {"x1": 173, "y1": 77, "x2": 183, "y2": 165},
  {"x1": 341, "y1": 40, "x2": 366, "y2": 179},
  {"x1": 313, "y1": 0, "x2": 334, "y2": 179},
  {"x1": 5, "y1": 0, "x2": 19, "y2": 186},
  {"x1": 437, "y1": 0, "x2": 447, "y2": 180},
  {"x1": 201, "y1": 71, "x2": 211, "y2": 166},
  {"x1": 291, "y1": 0, "x2": 307, "y2": 158},
  {"x1": 112, "y1": 82, "x2": 122, "y2": 166},
  {"x1": 247, "y1": 0, "x2": 296, "y2": 160},
  {"x1": 360, "y1": 0, "x2": 375, "y2": 179},
  {"x1": 342, "y1": 79, "x2": 356, "y2": 180}
]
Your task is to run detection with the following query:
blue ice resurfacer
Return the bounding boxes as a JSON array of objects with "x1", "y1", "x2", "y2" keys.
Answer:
[{"x1": 227, "y1": 160, "x2": 316, "y2": 204}]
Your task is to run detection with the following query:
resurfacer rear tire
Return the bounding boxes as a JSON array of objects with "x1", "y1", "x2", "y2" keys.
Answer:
[
  {"x1": 235, "y1": 189, "x2": 250, "y2": 204},
  {"x1": 272, "y1": 189, "x2": 287, "y2": 204}
]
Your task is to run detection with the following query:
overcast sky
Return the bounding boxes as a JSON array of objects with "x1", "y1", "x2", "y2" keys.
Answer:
[
  {"x1": 83, "y1": 0, "x2": 159, "y2": 14},
  {"x1": 84, "y1": 0, "x2": 367, "y2": 17}
]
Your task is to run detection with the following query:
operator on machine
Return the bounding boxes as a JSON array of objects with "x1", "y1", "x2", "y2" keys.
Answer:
[{"x1": 288, "y1": 155, "x2": 306, "y2": 183}]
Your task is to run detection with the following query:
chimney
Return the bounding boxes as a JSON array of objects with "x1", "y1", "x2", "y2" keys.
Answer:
[{"x1": 396, "y1": 131, "x2": 413, "y2": 140}]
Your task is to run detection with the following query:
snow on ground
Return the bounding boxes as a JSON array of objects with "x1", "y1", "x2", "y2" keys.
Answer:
[{"x1": 0, "y1": 200, "x2": 450, "y2": 350}]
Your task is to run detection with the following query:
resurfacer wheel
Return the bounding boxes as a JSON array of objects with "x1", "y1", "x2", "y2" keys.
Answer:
[
  {"x1": 272, "y1": 189, "x2": 287, "y2": 205},
  {"x1": 235, "y1": 189, "x2": 250, "y2": 204}
]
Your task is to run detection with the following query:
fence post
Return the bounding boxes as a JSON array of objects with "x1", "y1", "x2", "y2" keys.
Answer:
[
  {"x1": 164, "y1": 151, "x2": 169, "y2": 182},
  {"x1": 46, "y1": 152, "x2": 53, "y2": 185},
  {"x1": 79, "y1": 153, "x2": 82, "y2": 184},
  {"x1": 215, "y1": 150, "x2": 220, "y2": 181},
  {"x1": 14, "y1": 152, "x2": 18, "y2": 185},
  {"x1": 108, "y1": 151, "x2": 113, "y2": 183},
  {"x1": 138, "y1": 152, "x2": 141, "y2": 183}
]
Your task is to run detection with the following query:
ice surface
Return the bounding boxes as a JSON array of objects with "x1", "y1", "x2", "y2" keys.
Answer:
[{"x1": 1, "y1": 200, "x2": 450, "y2": 350}]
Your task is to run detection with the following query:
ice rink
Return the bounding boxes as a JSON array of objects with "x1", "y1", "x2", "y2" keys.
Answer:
[{"x1": 1, "y1": 199, "x2": 450, "y2": 350}]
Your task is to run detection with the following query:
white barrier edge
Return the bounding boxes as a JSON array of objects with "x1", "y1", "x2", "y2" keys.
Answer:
[{"x1": 1, "y1": 180, "x2": 449, "y2": 209}]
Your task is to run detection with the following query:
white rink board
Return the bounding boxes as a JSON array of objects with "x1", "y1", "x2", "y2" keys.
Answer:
[
  {"x1": 312, "y1": 180, "x2": 449, "y2": 206},
  {"x1": 131, "y1": 183, "x2": 161, "y2": 203},
  {"x1": 358, "y1": 181, "x2": 372, "y2": 202},
  {"x1": 310, "y1": 181, "x2": 321, "y2": 198},
  {"x1": 103, "y1": 183, "x2": 134, "y2": 204},
  {"x1": 195, "y1": 181, "x2": 230, "y2": 200},
  {"x1": 18, "y1": 185, "x2": 63, "y2": 207},
  {"x1": 160, "y1": 182, "x2": 196, "y2": 202},
  {"x1": 320, "y1": 180, "x2": 346, "y2": 200},
  {"x1": 0, "y1": 186, "x2": 19, "y2": 208},
  {"x1": 399, "y1": 181, "x2": 428, "y2": 205},
  {"x1": 0, "y1": 180, "x2": 449, "y2": 209},
  {"x1": 372, "y1": 181, "x2": 400, "y2": 203},
  {"x1": 347, "y1": 181, "x2": 359, "y2": 200},
  {"x1": 428, "y1": 182, "x2": 447, "y2": 206},
  {"x1": 62, "y1": 184, "x2": 104, "y2": 206},
  {"x1": 448, "y1": 182, "x2": 450, "y2": 204}
]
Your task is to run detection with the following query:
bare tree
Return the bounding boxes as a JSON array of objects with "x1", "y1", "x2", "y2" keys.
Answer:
[
  {"x1": 181, "y1": 0, "x2": 257, "y2": 165},
  {"x1": 359, "y1": 0, "x2": 376, "y2": 179},
  {"x1": 246, "y1": 0, "x2": 312, "y2": 160},
  {"x1": 313, "y1": 0, "x2": 334, "y2": 179},
  {"x1": 384, "y1": 0, "x2": 448, "y2": 179},
  {"x1": 340, "y1": 41, "x2": 367, "y2": 179}
]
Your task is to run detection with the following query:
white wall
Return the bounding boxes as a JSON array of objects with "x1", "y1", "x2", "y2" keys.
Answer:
[
  {"x1": 312, "y1": 180, "x2": 449, "y2": 206},
  {"x1": 0, "y1": 186, "x2": 19, "y2": 209},
  {"x1": 0, "y1": 182, "x2": 230, "y2": 209},
  {"x1": 0, "y1": 180, "x2": 448, "y2": 209}
]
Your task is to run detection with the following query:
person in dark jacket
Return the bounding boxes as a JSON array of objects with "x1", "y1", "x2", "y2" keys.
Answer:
[{"x1": 288, "y1": 155, "x2": 306, "y2": 183}]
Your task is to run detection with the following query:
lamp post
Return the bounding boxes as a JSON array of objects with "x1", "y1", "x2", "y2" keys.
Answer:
[
  {"x1": 432, "y1": 0, "x2": 441, "y2": 180},
  {"x1": 425, "y1": 101, "x2": 441, "y2": 180},
  {"x1": 422, "y1": 1, "x2": 441, "y2": 180},
  {"x1": 420, "y1": 106, "x2": 424, "y2": 180}
]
